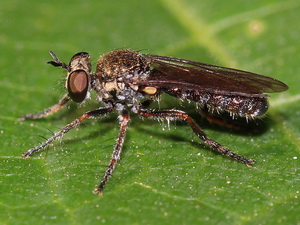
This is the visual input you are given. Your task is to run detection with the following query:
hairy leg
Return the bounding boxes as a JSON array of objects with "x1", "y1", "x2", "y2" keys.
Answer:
[
  {"x1": 19, "y1": 94, "x2": 70, "y2": 120},
  {"x1": 138, "y1": 108, "x2": 254, "y2": 166},
  {"x1": 22, "y1": 107, "x2": 114, "y2": 157},
  {"x1": 94, "y1": 111, "x2": 130, "y2": 195}
]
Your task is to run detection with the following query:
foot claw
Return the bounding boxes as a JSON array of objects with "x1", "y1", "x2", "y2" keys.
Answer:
[
  {"x1": 93, "y1": 188, "x2": 103, "y2": 196},
  {"x1": 246, "y1": 159, "x2": 255, "y2": 167},
  {"x1": 22, "y1": 152, "x2": 31, "y2": 159}
]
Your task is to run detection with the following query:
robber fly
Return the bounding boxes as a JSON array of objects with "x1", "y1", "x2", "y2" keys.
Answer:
[{"x1": 20, "y1": 49, "x2": 288, "y2": 194}]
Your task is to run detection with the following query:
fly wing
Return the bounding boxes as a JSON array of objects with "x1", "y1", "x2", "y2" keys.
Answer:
[{"x1": 142, "y1": 54, "x2": 288, "y2": 97}]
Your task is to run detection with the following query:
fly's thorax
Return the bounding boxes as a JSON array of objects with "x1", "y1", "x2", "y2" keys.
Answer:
[
  {"x1": 93, "y1": 49, "x2": 151, "y2": 102},
  {"x1": 95, "y1": 49, "x2": 151, "y2": 81}
]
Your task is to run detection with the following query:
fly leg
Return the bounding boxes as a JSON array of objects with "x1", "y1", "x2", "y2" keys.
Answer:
[
  {"x1": 19, "y1": 94, "x2": 70, "y2": 120},
  {"x1": 138, "y1": 108, "x2": 254, "y2": 166},
  {"x1": 22, "y1": 107, "x2": 114, "y2": 157},
  {"x1": 94, "y1": 110, "x2": 130, "y2": 195}
]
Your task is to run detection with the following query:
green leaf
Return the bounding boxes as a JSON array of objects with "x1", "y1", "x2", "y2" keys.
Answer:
[{"x1": 1, "y1": 0, "x2": 299, "y2": 224}]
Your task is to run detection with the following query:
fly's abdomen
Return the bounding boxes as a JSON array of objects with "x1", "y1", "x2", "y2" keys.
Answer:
[
  {"x1": 205, "y1": 94, "x2": 269, "y2": 118},
  {"x1": 166, "y1": 89, "x2": 268, "y2": 118}
]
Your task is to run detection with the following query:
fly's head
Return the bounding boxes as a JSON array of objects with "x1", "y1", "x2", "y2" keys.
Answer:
[{"x1": 48, "y1": 51, "x2": 91, "y2": 103}]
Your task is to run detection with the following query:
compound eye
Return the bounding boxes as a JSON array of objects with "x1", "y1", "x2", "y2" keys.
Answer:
[{"x1": 67, "y1": 70, "x2": 89, "y2": 102}]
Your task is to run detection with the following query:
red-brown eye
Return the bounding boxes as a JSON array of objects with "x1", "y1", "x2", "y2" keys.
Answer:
[{"x1": 67, "y1": 70, "x2": 89, "y2": 102}]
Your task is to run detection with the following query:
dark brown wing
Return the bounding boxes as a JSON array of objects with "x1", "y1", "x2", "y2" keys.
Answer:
[{"x1": 142, "y1": 54, "x2": 288, "y2": 97}]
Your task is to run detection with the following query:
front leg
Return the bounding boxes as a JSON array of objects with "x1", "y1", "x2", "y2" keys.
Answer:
[
  {"x1": 138, "y1": 108, "x2": 254, "y2": 166},
  {"x1": 19, "y1": 94, "x2": 70, "y2": 120},
  {"x1": 94, "y1": 110, "x2": 130, "y2": 195}
]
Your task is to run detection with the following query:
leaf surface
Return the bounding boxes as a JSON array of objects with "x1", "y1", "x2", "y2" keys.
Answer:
[{"x1": 0, "y1": 0, "x2": 299, "y2": 224}]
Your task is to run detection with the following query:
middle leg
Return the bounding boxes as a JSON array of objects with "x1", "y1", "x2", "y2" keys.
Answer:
[
  {"x1": 94, "y1": 110, "x2": 130, "y2": 195},
  {"x1": 22, "y1": 107, "x2": 114, "y2": 157}
]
